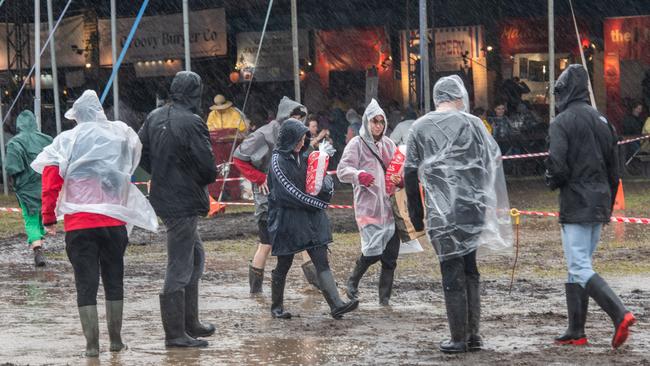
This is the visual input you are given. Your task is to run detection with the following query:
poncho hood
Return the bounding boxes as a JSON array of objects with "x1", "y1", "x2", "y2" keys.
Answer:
[
  {"x1": 276, "y1": 118, "x2": 309, "y2": 154},
  {"x1": 170, "y1": 71, "x2": 203, "y2": 114},
  {"x1": 554, "y1": 64, "x2": 591, "y2": 113}
]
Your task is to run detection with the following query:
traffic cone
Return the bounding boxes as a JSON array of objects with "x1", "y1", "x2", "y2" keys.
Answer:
[
  {"x1": 613, "y1": 179, "x2": 625, "y2": 211},
  {"x1": 208, "y1": 195, "x2": 226, "y2": 217}
]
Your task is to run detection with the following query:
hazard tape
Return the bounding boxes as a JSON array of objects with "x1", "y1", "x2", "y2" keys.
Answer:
[
  {"x1": 502, "y1": 152, "x2": 550, "y2": 160},
  {"x1": 517, "y1": 209, "x2": 650, "y2": 224},
  {"x1": 0, "y1": 207, "x2": 21, "y2": 213},
  {"x1": 618, "y1": 134, "x2": 650, "y2": 145}
]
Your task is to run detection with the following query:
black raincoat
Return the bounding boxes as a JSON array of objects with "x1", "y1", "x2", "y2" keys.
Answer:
[
  {"x1": 138, "y1": 71, "x2": 218, "y2": 218},
  {"x1": 545, "y1": 65, "x2": 619, "y2": 224},
  {"x1": 267, "y1": 119, "x2": 334, "y2": 256}
]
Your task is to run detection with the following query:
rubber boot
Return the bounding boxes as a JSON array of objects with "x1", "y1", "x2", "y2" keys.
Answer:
[
  {"x1": 586, "y1": 274, "x2": 636, "y2": 349},
  {"x1": 378, "y1": 267, "x2": 395, "y2": 306},
  {"x1": 184, "y1": 282, "x2": 216, "y2": 338},
  {"x1": 159, "y1": 290, "x2": 208, "y2": 348},
  {"x1": 106, "y1": 300, "x2": 127, "y2": 352},
  {"x1": 33, "y1": 246, "x2": 46, "y2": 267},
  {"x1": 318, "y1": 269, "x2": 359, "y2": 319},
  {"x1": 78, "y1": 305, "x2": 99, "y2": 357},
  {"x1": 301, "y1": 260, "x2": 322, "y2": 291},
  {"x1": 249, "y1": 263, "x2": 264, "y2": 294},
  {"x1": 271, "y1": 270, "x2": 292, "y2": 319},
  {"x1": 439, "y1": 286, "x2": 468, "y2": 353},
  {"x1": 345, "y1": 258, "x2": 371, "y2": 301},
  {"x1": 554, "y1": 283, "x2": 588, "y2": 346},
  {"x1": 466, "y1": 275, "x2": 483, "y2": 351}
]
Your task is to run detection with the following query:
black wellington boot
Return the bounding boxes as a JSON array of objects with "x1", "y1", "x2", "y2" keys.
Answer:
[
  {"x1": 586, "y1": 274, "x2": 636, "y2": 349},
  {"x1": 249, "y1": 263, "x2": 264, "y2": 294},
  {"x1": 346, "y1": 258, "x2": 371, "y2": 301},
  {"x1": 301, "y1": 260, "x2": 322, "y2": 291},
  {"x1": 271, "y1": 270, "x2": 292, "y2": 319},
  {"x1": 318, "y1": 269, "x2": 359, "y2": 319},
  {"x1": 106, "y1": 300, "x2": 127, "y2": 352},
  {"x1": 78, "y1": 305, "x2": 99, "y2": 357},
  {"x1": 160, "y1": 290, "x2": 208, "y2": 348},
  {"x1": 378, "y1": 267, "x2": 395, "y2": 306},
  {"x1": 439, "y1": 286, "x2": 468, "y2": 354},
  {"x1": 466, "y1": 275, "x2": 483, "y2": 351},
  {"x1": 554, "y1": 283, "x2": 588, "y2": 346},
  {"x1": 33, "y1": 246, "x2": 46, "y2": 267},
  {"x1": 185, "y1": 282, "x2": 216, "y2": 338}
]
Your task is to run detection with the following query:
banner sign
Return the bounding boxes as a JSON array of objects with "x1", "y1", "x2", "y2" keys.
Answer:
[
  {"x1": 0, "y1": 15, "x2": 86, "y2": 70},
  {"x1": 236, "y1": 31, "x2": 309, "y2": 82},
  {"x1": 604, "y1": 16, "x2": 650, "y2": 64},
  {"x1": 98, "y1": 8, "x2": 227, "y2": 66}
]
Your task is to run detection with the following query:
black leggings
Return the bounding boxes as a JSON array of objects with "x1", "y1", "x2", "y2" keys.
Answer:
[
  {"x1": 274, "y1": 245, "x2": 329, "y2": 279},
  {"x1": 65, "y1": 226, "x2": 129, "y2": 307},
  {"x1": 359, "y1": 231, "x2": 400, "y2": 270},
  {"x1": 440, "y1": 250, "x2": 479, "y2": 292}
]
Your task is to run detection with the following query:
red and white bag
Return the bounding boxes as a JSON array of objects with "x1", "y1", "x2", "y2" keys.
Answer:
[
  {"x1": 385, "y1": 145, "x2": 406, "y2": 196},
  {"x1": 306, "y1": 141, "x2": 335, "y2": 195}
]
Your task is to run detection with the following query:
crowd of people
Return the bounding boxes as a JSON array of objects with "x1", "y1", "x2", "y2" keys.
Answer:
[{"x1": 2, "y1": 65, "x2": 637, "y2": 358}]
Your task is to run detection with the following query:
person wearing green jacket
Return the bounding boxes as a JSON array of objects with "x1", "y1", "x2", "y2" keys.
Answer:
[{"x1": 5, "y1": 110, "x2": 53, "y2": 266}]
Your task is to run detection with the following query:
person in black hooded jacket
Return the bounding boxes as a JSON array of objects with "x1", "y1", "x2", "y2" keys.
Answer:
[
  {"x1": 267, "y1": 119, "x2": 358, "y2": 320},
  {"x1": 139, "y1": 71, "x2": 218, "y2": 348},
  {"x1": 545, "y1": 64, "x2": 635, "y2": 349}
]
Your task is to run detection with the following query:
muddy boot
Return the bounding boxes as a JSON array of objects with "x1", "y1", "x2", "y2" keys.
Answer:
[
  {"x1": 271, "y1": 270, "x2": 292, "y2": 319},
  {"x1": 554, "y1": 283, "x2": 588, "y2": 346},
  {"x1": 33, "y1": 246, "x2": 46, "y2": 267},
  {"x1": 106, "y1": 300, "x2": 127, "y2": 352},
  {"x1": 249, "y1": 263, "x2": 264, "y2": 294},
  {"x1": 346, "y1": 258, "x2": 371, "y2": 301},
  {"x1": 159, "y1": 290, "x2": 208, "y2": 348},
  {"x1": 318, "y1": 269, "x2": 359, "y2": 319},
  {"x1": 378, "y1": 267, "x2": 395, "y2": 306},
  {"x1": 184, "y1": 282, "x2": 216, "y2": 338},
  {"x1": 78, "y1": 305, "x2": 99, "y2": 357},
  {"x1": 301, "y1": 260, "x2": 322, "y2": 291},
  {"x1": 586, "y1": 274, "x2": 636, "y2": 349},
  {"x1": 466, "y1": 275, "x2": 482, "y2": 351},
  {"x1": 439, "y1": 287, "x2": 468, "y2": 353}
]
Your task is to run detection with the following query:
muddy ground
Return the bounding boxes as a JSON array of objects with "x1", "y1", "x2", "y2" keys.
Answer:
[{"x1": 0, "y1": 178, "x2": 649, "y2": 365}]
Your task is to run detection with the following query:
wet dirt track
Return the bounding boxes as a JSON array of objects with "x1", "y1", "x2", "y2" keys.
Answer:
[{"x1": 0, "y1": 180, "x2": 649, "y2": 365}]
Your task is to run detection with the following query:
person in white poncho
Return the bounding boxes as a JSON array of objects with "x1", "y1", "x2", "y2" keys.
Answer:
[
  {"x1": 337, "y1": 98, "x2": 402, "y2": 306},
  {"x1": 404, "y1": 76, "x2": 512, "y2": 353},
  {"x1": 31, "y1": 90, "x2": 158, "y2": 358}
]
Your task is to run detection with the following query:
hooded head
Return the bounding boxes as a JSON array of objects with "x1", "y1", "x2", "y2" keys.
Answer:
[
  {"x1": 276, "y1": 96, "x2": 307, "y2": 124},
  {"x1": 346, "y1": 108, "x2": 361, "y2": 124},
  {"x1": 170, "y1": 71, "x2": 203, "y2": 114},
  {"x1": 16, "y1": 110, "x2": 38, "y2": 133},
  {"x1": 433, "y1": 75, "x2": 470, "y2": 113},
  {"x1": 64, "y1": 90, "x2": 108, "y2": 124},
  {"x1": 360, "y1": 99, "x2": 387, "y2": 143},
  {"x1": 554, "y1": 64, "x2": 590, "y2": 113},
  {"x1": 276, "y1": 118, "x2": 309, "y2": 154}
]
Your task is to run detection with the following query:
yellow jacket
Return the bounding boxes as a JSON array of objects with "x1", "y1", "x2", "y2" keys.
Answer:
[
  {"x1": 482, "y1": 118, "x2": 493, "y2": 134},
  {"x1": 206, "y1": 107, "x2": 247, "y2": 132}
]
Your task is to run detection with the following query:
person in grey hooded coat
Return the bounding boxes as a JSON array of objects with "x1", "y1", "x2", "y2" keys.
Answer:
[{"x1": 233, "y1": 97, "x2": 322, "y2": 294}]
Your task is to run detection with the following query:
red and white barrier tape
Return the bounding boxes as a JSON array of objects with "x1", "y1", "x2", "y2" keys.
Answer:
[
  {"x1": 210, "y1": 201, "x2": 353, "y2": 209},
  {"x1": 518, "y1": 209, "x2": 650, "y2": 224},
  {"x1": 0, "y1": 207, "x2": 21, "y2": 213},
  {"x1": 618, "y1": 134, "x2": 650, "y2": 145},
  {"x1": 502, "y1": 152, "x2": 550, "y2": 160}
]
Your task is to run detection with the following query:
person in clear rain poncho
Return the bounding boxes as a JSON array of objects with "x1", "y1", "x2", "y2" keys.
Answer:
[
  {"x1": 404, "y1": 75, "x2": 512, "y2": 353},
  {"x1": 337, "y1": 98, "x2": 402, "y2": 306},
  {"x1": 31, "y1": 90, "x2": 158, "y2": 358}
]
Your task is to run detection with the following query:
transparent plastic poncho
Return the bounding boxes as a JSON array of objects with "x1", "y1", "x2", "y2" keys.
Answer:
[
  {"x1": 337, "y1": 99, "x2": 396, "y2": 257},
  {"x1": 405, "y1": 76, "x2": 512, "y2": 261},
  {"x1": 31, "y1": 90, "x2": 159, "y2": 233}
]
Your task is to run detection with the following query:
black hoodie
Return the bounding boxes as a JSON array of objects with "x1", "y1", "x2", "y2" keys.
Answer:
[
  {"x1": 138, "y1": 71, "x2": 218, "y2": 218},
  {"x1": 545, "y1": 65, "x2": 619, "y2": 224},
  {"x1": 267, "y1": 119, "x2": 334, "y2": 256}
]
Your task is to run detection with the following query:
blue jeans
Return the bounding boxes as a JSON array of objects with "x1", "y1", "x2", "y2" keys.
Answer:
[{"x1": 560, "y1": 223, "x2": 603, "y2": 287}]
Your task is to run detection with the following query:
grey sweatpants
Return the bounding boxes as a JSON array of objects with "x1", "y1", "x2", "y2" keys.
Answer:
[{"x1": 161, "y1": 216, "x2": 205, "y2": 293}]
